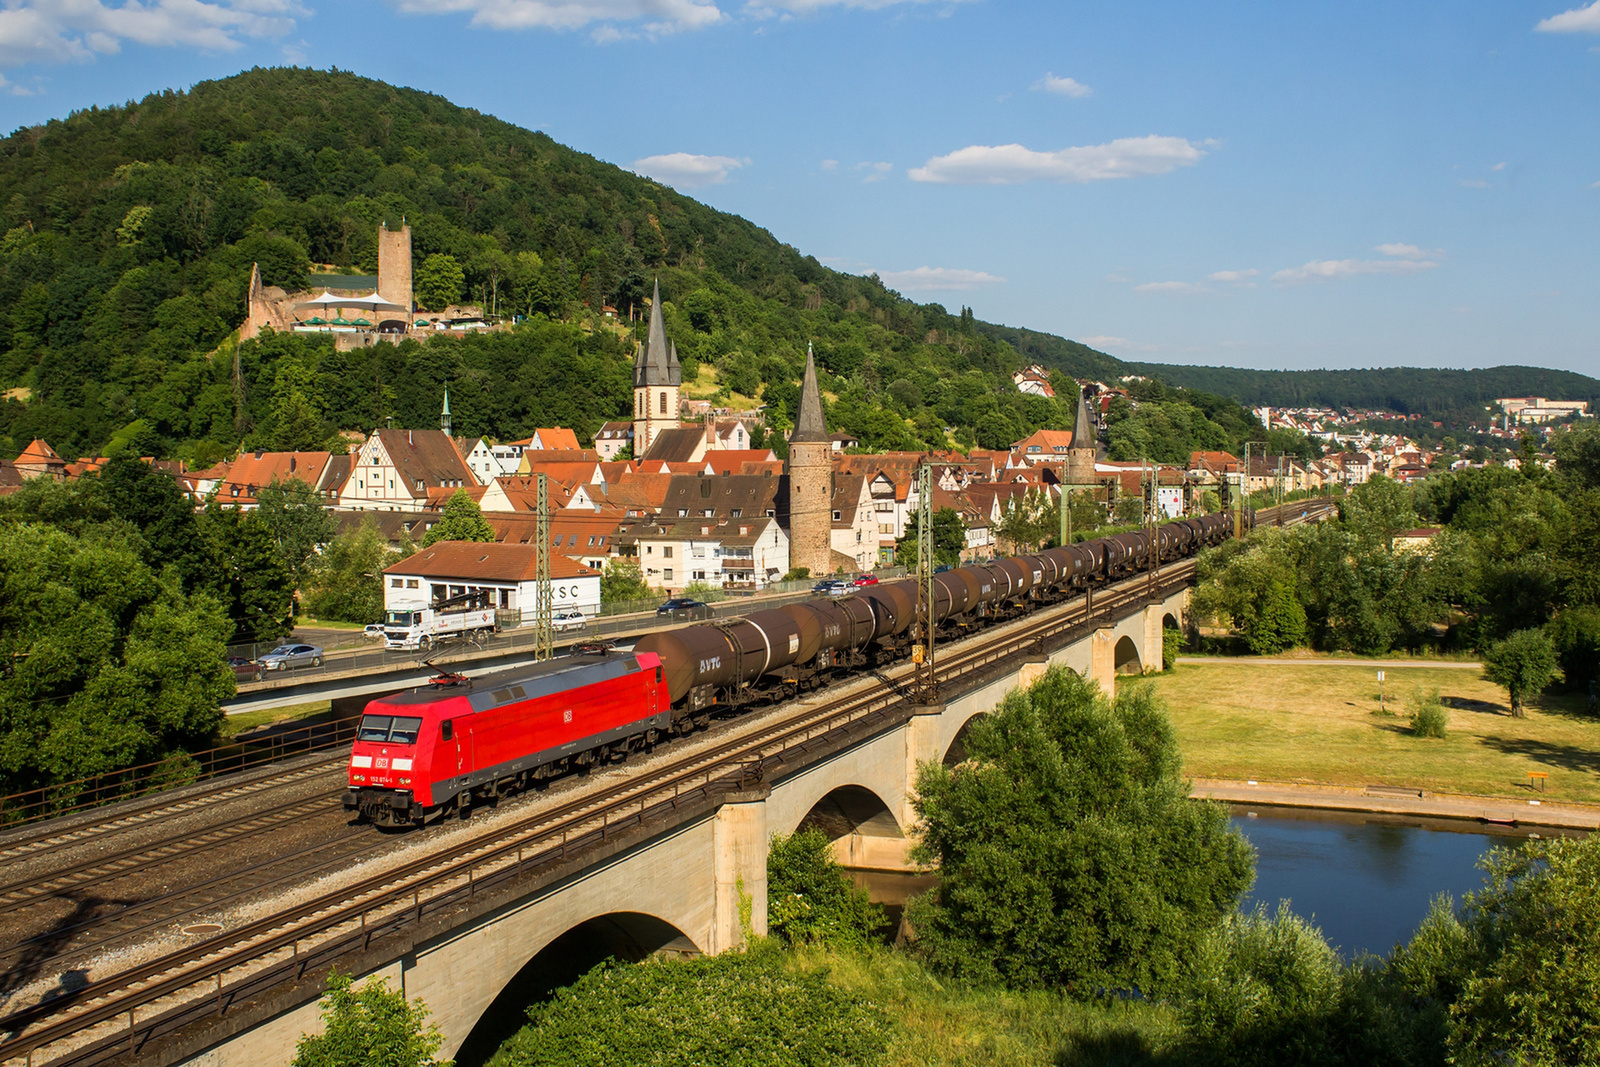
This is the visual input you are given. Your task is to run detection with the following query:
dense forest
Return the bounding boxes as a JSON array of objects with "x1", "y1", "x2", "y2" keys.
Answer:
[
  {"x1": 0, "y1": 66, "x2": 1136, "y2": 465},
  {"x1": 1121, "y1": 362, "x2": 1600, "y2": 421}
]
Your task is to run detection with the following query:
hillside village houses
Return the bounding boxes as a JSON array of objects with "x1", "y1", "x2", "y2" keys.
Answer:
[{"x1": 15, "y1": 267, "x2": 1576, "y2": 601}]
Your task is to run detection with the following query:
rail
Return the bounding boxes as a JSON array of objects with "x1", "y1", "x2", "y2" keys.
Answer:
[
  {"x1": 0, "y1": 501, "x2": 1336, "y2": 1067},
  {"x1": 0, "y1": 551, "x2": 1225, "y2": 1067}
]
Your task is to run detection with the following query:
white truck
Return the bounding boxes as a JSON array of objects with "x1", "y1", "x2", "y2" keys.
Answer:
[{"x1": 383, "y1": 596, "x2": 499, "y2": 652}]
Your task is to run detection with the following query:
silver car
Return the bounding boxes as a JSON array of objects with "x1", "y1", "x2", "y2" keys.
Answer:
[{"x1": 257, "y1": 644, "x2": 324, "y2": 671}]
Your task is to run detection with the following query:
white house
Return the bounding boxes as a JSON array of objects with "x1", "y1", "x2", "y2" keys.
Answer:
[
  {"x1": 615, "y1": 516, "x2": 789, "y2": 594},
  {"x1": 340, "y1": 428, "x2": 477, "y2": 512},
  {"x1": 381, "y1": 541, "x2": 601, "y2": 622}
]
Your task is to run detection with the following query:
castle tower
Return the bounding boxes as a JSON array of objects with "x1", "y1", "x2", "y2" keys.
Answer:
[
  {"x1": 787, "y1": 343, "x2": 834, "y2": 578},
  {"x1": 377, "y1": 222, "x2": 413, "y2": 314},
  {"x1": 632, "y1": 278, "x2": 681, "y2": 455},
  {"x1": 1065, "y1": 384, "x2": 1098, "y2": 488}
]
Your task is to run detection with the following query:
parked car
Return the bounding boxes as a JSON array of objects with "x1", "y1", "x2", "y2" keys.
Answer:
[
  {"x1": 363, "y1": 623, "x2": 386, "y2": 639},
  {"x1": 813, "y1": 579, "x2": 852, "y2": 597},
  {"x1": 227, "y1": 656, "x2": 261, "y2": 683},
  {"x1": 810, "y1": 579, "x2": 836, "y2": 593},
  {"x1": 656, "y1": 598, "x2": 710, "y2": 621},
  {"x1": 852, "y1": 574, "x2": 880, "y2": 587},
  {"x1": 552, "y1": 608, "x2": 588, "y2": 632},
  {"x1": 257, "y1": 644, "x2": 324, "y2": 671}
]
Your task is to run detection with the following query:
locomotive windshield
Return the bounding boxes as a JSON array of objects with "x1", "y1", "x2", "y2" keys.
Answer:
[{"x1": 357, "y1": 715, "x2": 424, "y2": 744}]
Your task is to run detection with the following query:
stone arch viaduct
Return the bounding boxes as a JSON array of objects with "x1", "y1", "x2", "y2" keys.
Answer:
[{"x1": 176, "y1": 586, "x2": 1188, "y2": 1067}]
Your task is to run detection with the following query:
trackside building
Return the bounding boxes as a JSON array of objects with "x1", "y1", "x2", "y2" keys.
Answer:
[{"x1": 382, "y1": 542, "x2": 601, "y2": 624}]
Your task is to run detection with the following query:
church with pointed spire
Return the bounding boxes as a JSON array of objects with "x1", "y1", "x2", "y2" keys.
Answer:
[
  {"x1": 786, "y1": 343, "x2": 834, "y2": 579},
  {"x1": 1065, "y1": 384, "x2": 1099, "y2": 487},
  {"x1": 633, "y1": 279, "x2": 683, "y2": 455}
]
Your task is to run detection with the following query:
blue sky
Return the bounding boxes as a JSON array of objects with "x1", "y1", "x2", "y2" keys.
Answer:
[{"x1": 0, "y1": 1, "x2": 1597, "y2": 375}]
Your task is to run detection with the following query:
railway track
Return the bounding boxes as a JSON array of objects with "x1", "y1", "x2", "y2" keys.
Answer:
[
  {"x1": 0, "y1": 500, "x2": 1332, "y2": 1065},
  {"x1": 0, "y1": 756, "x2": 347, "y2": 864}
]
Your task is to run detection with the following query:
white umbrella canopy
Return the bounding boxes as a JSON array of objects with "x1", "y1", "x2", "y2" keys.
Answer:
[{"x1": 293, "y1": 291, "x2": 408, "y2": 314}]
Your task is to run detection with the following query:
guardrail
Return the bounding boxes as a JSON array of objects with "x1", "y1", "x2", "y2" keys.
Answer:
[{"x1": 0, "y1": 716, "x2": 359, "y2": 828}]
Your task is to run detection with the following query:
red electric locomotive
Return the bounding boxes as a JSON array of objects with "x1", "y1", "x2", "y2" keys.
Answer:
[{"x1": 343, "y1": 651, "x2": 670, "y2": 827}]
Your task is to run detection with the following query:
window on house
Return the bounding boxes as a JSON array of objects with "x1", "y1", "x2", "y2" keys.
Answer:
[
  {"x1": 663, "y1": 547, "x2": 674, "y2": 558},
  {"x1": 664, "y1": 567, "x2": 673, "y2": 581},
  {"x1": 731, "y1": 508, "x2": 742, "y2": 517},
  {"x1": 407, "y1": 579, "x2": 419, "y2": 589},
  {"x1": 766, "y1": 509, "x2": 775, "y2": 517},
  {"x1": 390, "y1": 578, "x2": 402, "y2": 588},
  {"x1": 832, "y1": 510, "x2": 842, "y2": 520},
  {"x1": 659, "y1": 391, "x2": 667, "y2": 414},
  {"x1": 693, "y1": 570, "x2": 706, "y2": 580}
]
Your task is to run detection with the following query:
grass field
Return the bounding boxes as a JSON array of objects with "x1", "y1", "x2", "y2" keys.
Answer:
[
  {"x1": 795, "y1": 946, "x2": 1177, "y2": 1067},
  {"x1": 1139, "y1": 661, "x2": 1600, "y2": 805},
  {"x1": 220, "y1": 699, "x2": 334, "y2": 739}
]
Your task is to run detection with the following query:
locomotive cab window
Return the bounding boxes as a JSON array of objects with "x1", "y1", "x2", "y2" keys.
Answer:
[
  {"x1": 357, "y1": 715, "x2": 423, "y2": 744},
  {"x1": 388, "y1": 717, "x2": 423, "y2": 744},
  {"x1": 441, "y1": 720, "x2": 454, "y2": 741},
  {"x1": 357, "y1": 716, "x2": 392, "y2": 743}
]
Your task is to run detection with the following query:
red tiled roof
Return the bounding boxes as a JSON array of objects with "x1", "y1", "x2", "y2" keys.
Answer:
[{"x1": 384, "y1": 541, "x2": 599, "y2": 581}]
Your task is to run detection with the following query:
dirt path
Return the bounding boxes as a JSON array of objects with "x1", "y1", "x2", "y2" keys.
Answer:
[{"x1": 1193, "y1": 777, "x2": 1600, "y2": 830}]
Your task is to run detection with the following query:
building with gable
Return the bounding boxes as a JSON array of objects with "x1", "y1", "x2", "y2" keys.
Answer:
[
  {"x1": 339, "y1": 428, "x2": 477, "y2": 512},
  {"x1": 215, "y1": 450, "x2": 351, "y2": 508},
  {"x1": 13, "y1": 439, "x2": 67, "y2": 481}
]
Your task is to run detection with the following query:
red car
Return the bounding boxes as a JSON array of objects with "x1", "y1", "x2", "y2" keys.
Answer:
[
  {"x1": 343, "y1": 651, "x2": 669, "y2": 827},
  {"x1": 852, "y1": 574, "x2": 880, "y2": 587}
]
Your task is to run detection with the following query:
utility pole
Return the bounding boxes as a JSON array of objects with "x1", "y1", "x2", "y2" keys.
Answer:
[
  {"x1": 914, "y1": 461, "x2": 936, "y2": 700},
  {"x1": 535, "y1": 472, "x2": 552, "y2": 661},
  {"x1": 1145, "y1": 457, "x2": 1158, "y2": 598}
]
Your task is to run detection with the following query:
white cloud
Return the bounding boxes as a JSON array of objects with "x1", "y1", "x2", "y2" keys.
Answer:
[
  {"x1": 1375, "y1": 242, "x2": 1430, "y2": 259},
  {"x1": 630, "y1": 152, "x2": 746, "y2": 188},
  {"x1": 855, "y1": 160, "x2": 892, "y2": 182},
  {"x1": 1079, "y1": 335, "x2": 1129, "y2": 347},
  {"x1": 1491, "y1": 161, "x2": 1508, "y2": 171},
  {"x1": 1133, "y1": 280, "x2": 1208, "y2": 294},
  {"x1": 0, "y1": 0, "x2": 304, "y2": 69},
  {"x1": 387, "y1": 0, "x2": 722, "y2": 36},
  {"x1": 1207, "y1": 268, "x2": 1259, "y2": 282},
  {"x1": 876, "y1": 266, "x2": 1006, "y2": 291},
  {"x1": 908, "y1": 135, "x2": 1207, "y2": 185},
  {"x1": 820, "y1": 158, "x2": 838, "y2": 170},
  {"x1": 1536, "y1": 1, "x2": 1600, "y2": 33},
  {"x1": 1272, "y1": 257, "x2": 1438, "y2": 286},
  {"x1": 1033, "y1": 72, "x2": 1092, "y2": 97}
]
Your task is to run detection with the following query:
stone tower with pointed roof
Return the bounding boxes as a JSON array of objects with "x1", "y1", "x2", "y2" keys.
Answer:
[
  {"x1": 787, "y1": 343, "x2": 834, "y2": 578},
  {"x1": 633, "y1": 278, "x2": 683, "y2": 455},
  {"x1": 440, "y1": 383, "x2": 453, "y2": 438},
  {"x1": 1066, "y1": 384, "x2": 1098, "y2": 487}
]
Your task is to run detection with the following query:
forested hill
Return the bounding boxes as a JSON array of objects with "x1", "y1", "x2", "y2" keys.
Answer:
[
  {"x1": 1121, "y1": 363, "x2": 1600, "y2": 420},
  {"x1": 0, "y1": 66, "x2": 1584, "y2": 468},
  {"x1": 0, "y1": 66, "x2": 1120, "y2": 464}
]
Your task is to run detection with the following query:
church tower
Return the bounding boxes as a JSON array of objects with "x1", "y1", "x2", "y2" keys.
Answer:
[
  {"x1": 1065, "y1": 384, "x2": 1098, "y2": 488},
  {"x1": 440, "y1": 382, "x2": 453, "y2": 438},
  {"x1": 632, "y1": 278, "x2": 681, "y2": 455},
  {"x1": 787, "y1": 343, "x2": 834, "y2": 578}
]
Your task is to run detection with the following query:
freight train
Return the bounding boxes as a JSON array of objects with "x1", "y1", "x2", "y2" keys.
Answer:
[{"x1": 344, "y1": 508, "x2": 1250, "y2": 827}]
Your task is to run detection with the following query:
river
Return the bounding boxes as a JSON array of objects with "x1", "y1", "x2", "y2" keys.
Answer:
[{"x1": 1230, "y1": 804, "x2": 1582, "y2": 958}]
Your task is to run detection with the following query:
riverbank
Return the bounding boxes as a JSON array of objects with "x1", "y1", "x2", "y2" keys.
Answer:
[
  {"x1": 1143, "y1": 660, "x2": 1600, "y2": 805},
  {"x1": 1193, "y1": 777, "x2": 1600, "y2": 830}
]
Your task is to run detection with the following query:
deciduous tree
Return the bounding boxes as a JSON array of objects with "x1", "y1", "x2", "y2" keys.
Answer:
[
  {"x1": 422, "y1": 489, "x2": 494, "y2": 547},
  {"x1": 1482, "y1": 628, "x2": 1557, "y2": 717}
]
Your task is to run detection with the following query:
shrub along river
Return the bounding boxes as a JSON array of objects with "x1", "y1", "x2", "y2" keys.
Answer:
[{"x1": 1229, "y1": 804, "x2": 1586, "y2": 957}]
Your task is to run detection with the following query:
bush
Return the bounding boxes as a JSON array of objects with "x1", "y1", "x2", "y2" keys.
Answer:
[
  {"x1": 768, "y1": 828, "x2": 889, "y2": 947},
  {"x1": 1247, "y1": 578, "x2": 1309, "y2": 655},
  {"x1": 292, "y1": 971, "x2": 444, "y2": 1067},
  {"x1": 681, "y1": 581, "x2": 727, "y2": 603},
  {"x1": 908, "y1": 668, "x2": 1254, "y2": 995},
  {"x1": 1449, "y1": 837, "x2": 1600, "y2": 1066},
  {"x1": 1179, "y1": 904, "x2": 1344, "y2": 1066},
  {"x1": 1407, "y1": 688, "x2": 1448, "y2": 739},
  {"x1": 488, "y1": 947, "x2": 891, "y2": 1067},
  {"x1": 1162, "y1": 626, "x2": 1183, "y2": 671}
]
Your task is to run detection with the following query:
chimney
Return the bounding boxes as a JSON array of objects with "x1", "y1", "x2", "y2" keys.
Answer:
[
  {"x1": 289, "y1": 456, "x2": 296, "y2": 473},
  {"x1": 254, "y1": 449, "x2": 264, "y2": 460}
]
